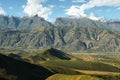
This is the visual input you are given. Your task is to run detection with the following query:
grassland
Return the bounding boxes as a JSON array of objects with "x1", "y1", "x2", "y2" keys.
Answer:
[
  {"x1": 46, "y1": 74, "x2": 103, "y2": 80},
  {"x1": 1, "y1": 48, "x2": 120, "y2": 80},
  {"x1": 0, "y1": 68, "x2": 17, "y2": 80},
  {"x1": 41, "y1": 60, "x2": 120, "y2": 72}
]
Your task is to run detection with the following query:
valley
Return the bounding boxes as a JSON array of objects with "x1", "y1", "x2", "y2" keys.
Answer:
[
  {"x1": 0, "y1": 48, "x2": 120, "y2": 80},
  {"x1": 0, "y1": 15, "x2": 120, "y2": 80}
]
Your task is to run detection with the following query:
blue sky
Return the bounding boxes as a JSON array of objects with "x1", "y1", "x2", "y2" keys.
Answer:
[{"x1": 0, "y1": 0, "x2": 120, "y2": 22}]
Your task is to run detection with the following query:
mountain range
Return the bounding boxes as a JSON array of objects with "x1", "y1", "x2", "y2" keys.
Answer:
[
  {"x1": 1, "y1": 15, "x2": 120, "y2": 31},
  {"x1": 0, "y1": 15, "x2": 120, "y2": 52},
  {"x1": 0, "y1": 15, "x2": 52, "y2": 29}
]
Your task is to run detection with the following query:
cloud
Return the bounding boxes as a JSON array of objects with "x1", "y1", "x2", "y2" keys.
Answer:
[
  {"x1": 72, "y1": 0, "x2": 86, "y2": 3},
  {"x1": 22, "y1": 5, "x2": 25, "y2": 8},
  {"x1": 66, "y1": 0, "x2": 120, "y2": 20},
  {"x1": 66, "y1": 5, "x2": 87, "y2": 17},
  {"x1": 23, "y1": 0, "x2": 52, "y2": 20},
  {"x1": 59, "y1": 5, "x2": 65, "y2": 8},
  {"x1": 0, "y1": 7, "x2": 5, "y2": 15},
  {"x1": 27, "y1": 0, "x2": 46, "y2": 4},
  {"x1": 9, "y1": 7, "x2": 13, "y2": 10},
  {"x1": 59, "y1": 0, "x2": 65, "y2": 2},
  {"x1": 117, "y1": 7, "x2": 120, "y2": 10},
  {"x1": 89, "y1": 13, "x2": 105, "y2": 21},
  {"x1": 48, "y1": 5, "x2": 55, "y2": 8}
]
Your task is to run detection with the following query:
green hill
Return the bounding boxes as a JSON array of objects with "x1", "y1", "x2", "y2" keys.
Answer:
[
  {"x1": 43, "y1": 60, "x2": 120, "y2": 72},
  {"x1": 46, "y1": 74, "x2": 103, "y2": 80},
  {"x1": 30, "y1": 48, "x2": 79, "y2": 62},
  {"x1": 0, "y1": 54, "x2": 53, "y2": 80}
]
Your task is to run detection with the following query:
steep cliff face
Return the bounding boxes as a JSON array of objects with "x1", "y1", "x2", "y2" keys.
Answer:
[
  {"x1": 54, "y1": 26, "x2": 120, "y2": 52},
  {"x1": 0, "y1": 26, "x2": 120, "y2": 52},
  {"x1": 0, "y1": 16, "x2": 120, "y2": 52}
]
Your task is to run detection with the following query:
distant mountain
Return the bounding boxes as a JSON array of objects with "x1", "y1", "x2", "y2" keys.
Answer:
[
  {"x1": 0, "y1": 15, "x2": 19, "y2": 29},
  {"x1": 18, "y1": 15, "x2": 53, "y2": 28},
  {"x1": 106, "y1": 20, "x2": 120, "y2": 31},
  {"x1": 0, "y1": 15, "x2": 120, "y2": 31},
  {"x1": 0, "y1": 15, "x2": 52, "y2": 29},
  {"x1": 0, "y1": 54, "x2": 53, "y2": 80},
  {"x1": 55, "y1": 17, "x2": 120, "y2": 31},
  {"x1": 55, "y1": 17, "x2": 106, "y2": 28}
]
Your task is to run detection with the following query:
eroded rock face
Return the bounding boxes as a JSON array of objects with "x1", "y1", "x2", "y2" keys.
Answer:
[
  {"x1": 0, "y1": 16, "x2": 120, "y2": 52},
  {"x1": 0, "y1": 26, "x2": 120, "y2": 52}
]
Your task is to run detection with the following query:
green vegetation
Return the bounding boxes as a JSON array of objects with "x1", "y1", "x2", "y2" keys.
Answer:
[
  {"x1": 0, "y1": 48, "x2": 120, "y2": 80},
  {"x1": 42, "y1": 60, "x2": 120, "y2": 72},
  {"x1": 0, "y1": 54, "x2": 53, "y2": 80},
  {"x1": 30, "y1": 48, "x2": 74, "y2": 62},
  {"x1": 46, "y1": 74, "x2": 103, "y2": 80},
  {"x1": 0, "y1": 68, "x2": 17, "y2": 80}
]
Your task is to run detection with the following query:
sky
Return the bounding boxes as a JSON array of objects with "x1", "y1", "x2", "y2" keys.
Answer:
[{"x1": 0, "y1": 0, "x2": 120, "y2": 22}]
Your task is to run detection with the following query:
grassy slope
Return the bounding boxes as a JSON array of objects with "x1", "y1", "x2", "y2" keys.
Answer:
[
  {"x1": 46, "y1": 74, "x2": 103, "y2": 80},
  {"x1": 42, "y1": 60, "x2": 120, "y2": 72},
  {"x1": 0, "y1": 54, "x2": 53, "y2": 80},
  {"x1": 0, "y1": 68, "x2": 16, "y2": 80},
  {"x1": 30, "y1": 48, "x2": 79, "y2": 62}
]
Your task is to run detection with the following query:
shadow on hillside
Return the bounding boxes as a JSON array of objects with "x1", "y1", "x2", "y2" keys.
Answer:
[{"x1": 0, "y1": 54, "x2": 53, "y2": 80}]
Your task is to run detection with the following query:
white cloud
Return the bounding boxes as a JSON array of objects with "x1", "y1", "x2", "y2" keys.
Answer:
[
  {"x1": 72, "y1": 0, "x2": 86, "y2": 3},
  {"x1": 59, "y1": 0, "x2": 65, "y2": 2},
  {"x1": 0, "y1": 7, "x2": 5, "y2": 15},
  {"x1": 59, "y1": 5, "x2": 65, "y2": 8},
  {"x1": 27, "y1": 0, "x2": 46, "y2": 4},
  {"x1": 66, "y1": 0, "x2": 120, "y2": 20},
  {"x1": 117, "y1": 7, "x2": 120, "y2": 10},
  {"x1": 48, "y1": 5, "x2": 55, "y2": 8},
  {"x1": 22, "y1": 5, "x2": 25, "y2": 8},
  {"x1": 9, "y1": 7, "x2": 13, "y2": 10},
  {"x1": 23, "y1": 0, "x2": 52, "y2": 20},
  {"x1": 89, "y1": 13, "x2": 105, "y2": 21},
  {"x1": 66, "y1": 5, "x2": 87, "y2": 17}
]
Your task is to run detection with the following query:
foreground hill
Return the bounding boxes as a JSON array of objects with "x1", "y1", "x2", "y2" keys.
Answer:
[
  {"x1": 0, "y1": 54, "x2": 53, "y2": 80},
  {"x1": 46, "y1": 74, "x2": 103, "y2": 80},
  {"x1": 0, "y1": 48, "x2": 120, "y2": 80}
]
